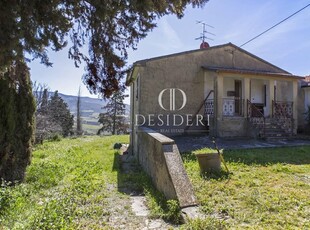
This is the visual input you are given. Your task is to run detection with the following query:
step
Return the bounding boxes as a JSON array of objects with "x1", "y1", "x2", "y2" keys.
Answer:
[
  {"x1": 265, "y1": 129, "x2": 289, "y2": 134},
  {"x1": 265, "y1": 133, "x2": 289, "y2": 137}
]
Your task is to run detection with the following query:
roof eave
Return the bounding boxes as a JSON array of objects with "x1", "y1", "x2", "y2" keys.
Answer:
[
  {"x1": 126, "y1": 64, "x2": 142, "y2": 86},
  {"x1": 202, "y1": 66, "x2": 303, "y2": 80}
]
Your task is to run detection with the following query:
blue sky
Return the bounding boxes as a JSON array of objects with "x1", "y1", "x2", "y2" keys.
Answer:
[{"x1": 29, "y1": 0, "x2": 310, "y2": 103}]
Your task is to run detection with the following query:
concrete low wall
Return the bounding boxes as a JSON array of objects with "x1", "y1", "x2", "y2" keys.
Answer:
[
  {"x1": 137, "y1": 127, "x2": 197, "y2": 208},
  {"x1": 216, "y1": 117, "x2": 249, "y2": 137}
]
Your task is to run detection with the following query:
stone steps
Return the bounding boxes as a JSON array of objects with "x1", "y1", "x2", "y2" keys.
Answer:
[{"x1": 252, "y1": 120, "x2": 291, "y2": 140}]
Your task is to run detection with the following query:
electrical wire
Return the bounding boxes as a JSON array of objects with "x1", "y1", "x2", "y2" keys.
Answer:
[{"x1": 240, "y1": 3, "x2": 310, "y2": 47}]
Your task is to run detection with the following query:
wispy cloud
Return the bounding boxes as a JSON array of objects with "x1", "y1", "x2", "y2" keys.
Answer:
[{"x1": 156, "y1": 17, "x2": 184, "y2": 50}]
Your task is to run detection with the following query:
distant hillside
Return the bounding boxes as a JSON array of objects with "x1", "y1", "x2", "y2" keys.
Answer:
[
  {"x1": 58, "y1": 93, "x2": 129, "y2": 134},
  {"x1": 58, "y1": 93, "x2": 106, "y2": 116},
  {"x1": 35, "y1": 92, "x2": 129, "y2": 134}
]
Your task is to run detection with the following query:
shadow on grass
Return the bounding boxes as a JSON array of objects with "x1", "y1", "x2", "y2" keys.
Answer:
[
  {"x1": 200, "y1": 170, "x2": 231, "y2": 181},
  {"x1": 113, "y1": 151, "x2": 183, "y2": 223},
  {"x1": 223, "y1": 147, "x2": 310, "y2": 165},
  {"x1": 115, "y1": 152, "x2": 145, "y2": 195},
  {"x1": 113, "y1": 151, "x2": 154, "y2": 195},
  {"x1": 182, "y1": 146, "x2": 310, "y2": 166}
]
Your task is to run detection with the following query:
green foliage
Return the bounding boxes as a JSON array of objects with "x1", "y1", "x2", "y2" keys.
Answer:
[
  {"x1": 0, "y1": 62, "x2": 35, "y2": 182},
  {"x1": 304, "y1": 105, "x2": 310, "y2": 134},
  {"x1": 0, "y1": 0, "x2": 209, "y2": 97},
  {"x1": 98, "y1": 90, "x2": 128, "y2": 135},
  {"x1": 49, "y1": 91, "x2": 74, "y2": 137},
  {"x1": 181, "y1": 217, "x2": 226, "y2": 230},
  {"x1": 165, "y1": 200, "x2": 182, "y2": 223},
  {"x1": 30, "y1": 195, "x2": 77, "y2": 229},
  {"x1": 35, "y1": 89, "x2": 74, "y2": 141},
  {"x1": 76, "y1": 86, "x2": 83, "y2": 135},
  {"x1": 0, "y1": 181, "x2": 13, "y2": 216},
  {"x1": 182, "y1": 147, "x2": 310, "y2": 229},
  {"x1": 50, "y1": 134, "x2": 62, "y2": 142}
]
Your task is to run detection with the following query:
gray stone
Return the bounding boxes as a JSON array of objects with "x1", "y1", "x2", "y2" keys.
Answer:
[
  {"x1": 181, "y1": 206, "x2": 205, "y2": 221},
  {"x1": 131, "y1": 196, "x2": 149, "y2": 217}
]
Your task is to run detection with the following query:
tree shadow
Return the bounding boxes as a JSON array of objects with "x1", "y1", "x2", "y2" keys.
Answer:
[
  {"x1": 181, "y1": 146, "x2": 310, "y2": 167},
  {"x1": 200, "y1": 170, "x2": 231, "y2": 181},
  {"x1": 223, "y1": 147, "x2": 310, "y2": 166},
  {"x1": 113, "y1": 151, "x2": 145, "y2": 195},
  {"x1": 112, "y1": 151, "x2": 184, "y2": 224}
]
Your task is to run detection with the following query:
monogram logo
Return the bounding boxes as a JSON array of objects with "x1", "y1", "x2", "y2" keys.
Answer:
[{"x1": 158, "y1": 88, "x2": 187, "y2": 111}]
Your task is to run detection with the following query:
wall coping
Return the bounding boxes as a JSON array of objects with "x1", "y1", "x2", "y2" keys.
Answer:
[{"x1": 139, "y1": 127, "x2": 174, "y2": 145}]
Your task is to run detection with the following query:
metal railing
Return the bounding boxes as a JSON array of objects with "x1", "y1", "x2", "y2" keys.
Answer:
[
  {"x1": 205, "y1": 99, "x2": 214, "y2": 116},
  {"x1": 222, "y1": 98, "x2": 244, "y2": 117},
  {"x1": 272, "y1": 100, "x2": 294, "y2": 135},
  {"x1": 272, "y1": 100, "x2": 293, "y2": 118},
  {"x1": 185, "y1": 90, "x2": 214, "y2": 131},
  {"x1": 247, "y1": 99, "x2": 265, "y2": 137}
]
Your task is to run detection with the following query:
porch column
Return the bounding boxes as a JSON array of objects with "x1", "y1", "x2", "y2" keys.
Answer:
[
  {"x1": 292, "y1": 80, "x2": 298, "y2": 134},
  {"x1": 243, "y1": 78, "x2": 250, "y2": 118},
  {"x1": 266, "y1": 79, "x2": 275, "y2": 117},
  {"x1": 216, "y1": 75, "x2": 224, "y2": 119}
]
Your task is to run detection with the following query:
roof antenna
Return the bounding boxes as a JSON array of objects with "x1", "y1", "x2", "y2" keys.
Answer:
[{"x1": 195, "y1": 20, "x2": 215, "y2": 49}]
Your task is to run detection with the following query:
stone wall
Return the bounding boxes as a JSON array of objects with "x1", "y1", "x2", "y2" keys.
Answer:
[
  {"x1": 137, "y1": 127, "x2": 197, "y2": 208},
  {"x1": 216, "y1": 117, "x2": 249, "y2": 137}
]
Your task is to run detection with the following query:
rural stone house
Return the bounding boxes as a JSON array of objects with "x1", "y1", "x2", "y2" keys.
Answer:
[
  {"x1": 125, "y1": 42, "x2": 307, "y2": 207},
  {"x1": 126, "y1": 43, "x2": 303, "y2": 154}
]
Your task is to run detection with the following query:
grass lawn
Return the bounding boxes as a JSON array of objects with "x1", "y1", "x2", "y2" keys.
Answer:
[
  {"x1": 0, "y1": 136, "x2": 181, "y2": 229},
  {"x1": 182, "y1": 147, "x2": 310, "y2": 229},
  {"x1": 0, "y1": 136, "x2": 130, "y2": 229},
  {"x1": 1, "y1": 136, "x2": 309, "y2": 229}
]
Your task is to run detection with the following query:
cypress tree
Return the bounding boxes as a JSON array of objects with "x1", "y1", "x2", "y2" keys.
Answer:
[
  {"x1": 0, "y1": 61, "x2": 35, "y2": 182},
  {"x1": 76, "y1": 87, "x2": 83, "y2": 136}
]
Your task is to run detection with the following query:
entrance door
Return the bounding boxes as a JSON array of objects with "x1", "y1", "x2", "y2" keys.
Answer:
[{"x1": 235, "y1": 80, "x2": 242, "y2": 115}]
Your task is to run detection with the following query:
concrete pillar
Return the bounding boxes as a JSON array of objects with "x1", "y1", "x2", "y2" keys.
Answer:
[
  {"x1": 217, "y1": 75, "x2": 224, "y2": 119},
  {"x1": 243, "y1": 78, "x2": 250, "y2": 118},
  {"x1": 214, "y1": 74, "x2": 224, "y2": 137},
  {"x1": 266, "y1": 79, "x2": 275, "y2": 117},
  {"x1": 293, "y1": 80, "x2": 298, "y2": 134}
]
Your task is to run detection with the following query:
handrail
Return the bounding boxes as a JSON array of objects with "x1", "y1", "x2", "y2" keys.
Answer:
[
  {"x1": 184, "y1": 90, "x2": 214, "y2": 131},
  {"x1": 247, "y1": 99, "x2": 264, "y2": 118},
  {"x1": 272, "y1": 100, "x2": 294, "y2": 136},
  {"x1": 272, "y1": 100, "x2": 293, "y2": 118},
  {"x1": 247, "y1": 99, "x2": 265, "y2": 137}
]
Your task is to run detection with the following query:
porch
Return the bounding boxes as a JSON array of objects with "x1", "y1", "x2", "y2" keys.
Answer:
[{"x1": 203, "y1": 69, "x2": 299, "y2": 138}]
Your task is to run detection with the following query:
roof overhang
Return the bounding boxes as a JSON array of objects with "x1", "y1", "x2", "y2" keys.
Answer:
[
  {"x1": 301, "y1": 82, "x2": 310, "y2": 88},
  {"x1": 202, "y1": 66, "x2": 303, "y2": 80},
  {"x1": 125, "y1": 63, "x2": 143, "y2": 86}
]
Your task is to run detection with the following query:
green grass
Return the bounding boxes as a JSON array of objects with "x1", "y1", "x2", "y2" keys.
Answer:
[
  {"x1": 182, "y1": 146, "x2": 310, "y2": 229},
  {"x1": 4, "y1": 136, "x2": 307, "y2": 229},
  {"x1": 0, "y1": 135, "x2": 180, "y2": 229},
  {"x1": 82, "y1": 123, "x2": 101, "y2": 134},
  {"x1": 0, "y1": 136, "x2": 129, "y2": 229}
]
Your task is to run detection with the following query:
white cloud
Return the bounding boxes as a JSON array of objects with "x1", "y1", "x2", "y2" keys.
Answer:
[{"x1": 156, "y1": 17, "x2": 184, "y2": 50}]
